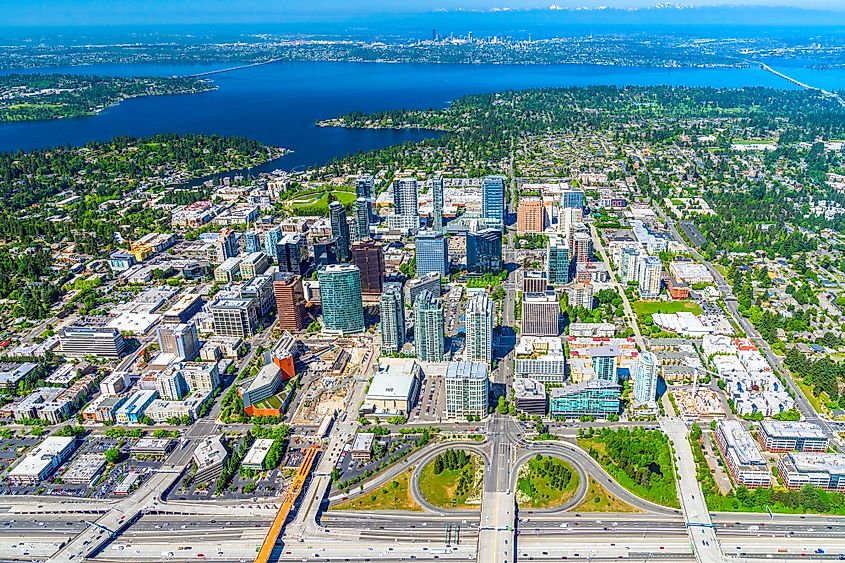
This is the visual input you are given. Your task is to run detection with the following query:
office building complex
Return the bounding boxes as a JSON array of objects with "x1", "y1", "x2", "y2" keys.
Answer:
[
  {"x1": 239, "y1": 251, "x2": 271, "y2": 280},
  {"x1": 273, "y1": 273, "x2": 306, "y2": 332},
  {"x1": 466, "y1": 228, "x2": 503, "y2": 274},
  {"x1": 633, "y1": 351, "x2": 658, "y2": 405},
  {"x1": 379, "y1": 283, "x2": 406, "y2": 353},
  {"x1": 60, "y1": 326, "x2": 126, "y2": 358},
  {"x1": 415, "y1": 229, "x2": 449, "y2": 278},
  {"x1": 572, "y1": 229, "x2": 592, "y2": 264},
  {"x1": 318, "y1": 264, "x2": 365, "y2": 335},
  {"x1": 550, "y1": 380, "x2": 621, "y2": 418},
  {"x1": 209, "y1": 298, "x2": 258, "y2": 338},
  {"x1": 240, "y1": 274, "x2": 275, "y2": 318},
  {"x1": 329, "y1": 200, "x2": 351, "y2": 262},
  {"x1": 351, "y1": 240, "x2": 385, "y2": 294},
  {"x1": 481, "y1": 175, "x2": 505, "y2": 227},
  {"x1": 715, "y1": 420, "x2": 772, "y2": 488},
  {"x1": 546, "y1": 234, "x2": 572, "y2": 285},
  {"x1": 214, "y1": 256, "x2": 241, "y2": 284},
  {"x1": 465, "y1": 292, "x2": 493, "y2": 365},
  {"x1": 521, "y1": 291, "x2": 560, "y2": 337},
  {"x1": 413, "y1": 290, "x2": 444, "y2": 362},
  {"x1": 779, "y1": 453, "x2": 845, "y2": 492},
  {"x1": 241, "y1": 363, "x2": 283, "y2": 413},
  {"x1": 431, "y1": 175, "x2": 444, "y2": 231},
  {"x1": 758, "y1": 421, "x2": 829, "y2": 453},
  {"x1": 156, "y1": 323, "x2": 199, "y2": 361},
  {"x1": 517, "y1": 197, "x2": 545, "y2": 233},
  {"x1": 514, "y1": 336, "x2": 566, "y2": 385},
  {"x1": 445, "y1": 361, "x2": 489, "y2": 418},
  {"x1": 638, "y1": 255, "x2": 662, "y2": 298}
]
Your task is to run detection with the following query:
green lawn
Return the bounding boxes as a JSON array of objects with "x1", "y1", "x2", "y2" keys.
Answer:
[
  {"x1": 331, "y1": 468, "x2": 422, "y2": 512},
  {"x1": 285, "y1": 189, "x2": 356, "y2": 214},
  {"x1": 632, "y1": 300, "x2": 702, "y2": 317},
  {"x1": 516, "y1": 455, "x2": 580, "y2": 509},
  {"x1": 418, "y1": 452, "x2": 481, "y2": 510},
  {"x1": 574, "y1": 477, "x2": 641, "y2": 513}
]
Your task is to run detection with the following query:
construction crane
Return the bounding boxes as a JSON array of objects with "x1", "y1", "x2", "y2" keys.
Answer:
[{"x1": 254, "y1": 444, "x2": 320, "y2": 563}]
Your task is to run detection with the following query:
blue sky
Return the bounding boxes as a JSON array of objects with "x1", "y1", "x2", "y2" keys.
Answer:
[{"x1": 1, "y1": 0, "x2": 844, "y2": 27}]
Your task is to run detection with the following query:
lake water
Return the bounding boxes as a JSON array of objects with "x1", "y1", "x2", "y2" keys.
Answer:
[{"x1": 0, "y1": 60, "x2": 841, "y2": 170}]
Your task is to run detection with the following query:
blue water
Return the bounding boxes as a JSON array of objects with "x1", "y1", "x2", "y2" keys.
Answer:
[{"x1": 0, "y1": 60, "x2": 829, "y2": 170}]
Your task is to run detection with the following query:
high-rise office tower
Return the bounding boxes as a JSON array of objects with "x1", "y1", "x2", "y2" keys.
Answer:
[
  {"x1": 464, "y1": 292, "x2": 493, "y2": 365},
  {"x1": 393, "y1": 177, "x2": 419, "y2": 219},
  {"x1": 312, "y1": 237, "x2": 338, "y2": 268},
  {"x1": 413, "y1": 289, "x2": 444, "y2": 362},
  {"x1": 244, "y1": 231, "x2": 261, "y2": 254},
  {"x1": 431, "y1": 175, "x2": 444, "y2": 231},
  {"x1": 353, "y1": 197, "x2": 371, "y2": 241},
  {"x1": 415, "y1": 229, "x2": 449, "y2": 278},
  {"x1": 275, "y1": 232, "x2": 305, "y2": 275},
  {"x1": 561, "y1": 189, "x2": 585, "y2": 210},
  {"x1": 546, "y1": 233, "x2": 572, "y2": 285},
  {"x1": 445, "y1": 361, "x2": 489, "y2": 418},
  {"x1": 212, "y1": 228, "x2": 239, "y2": 263},
  {"x1": 351, "y1": 240, "x2": 384, "y2": 294},
  {"x1": 263, "y1": 226, "x2": 282, "y2": 262},
  {"x1": 379, "y1": 282, "x2": 406, "y2": 353},
  {"x1": 317, "y1": 264, "x2": 365, "y2": 335},
  {"x1": 273, "y1": 272, "x2": 306, "y2": 332},
  {"x1": 156, "y1": 323, "x2": 199, "y2": 361},
  {"x1": 638, "y1": 255, "x2": 662, "y2": 298},
  {"x1": 466, "y1": 227, "x2": 503, "y2": 274},
  {"x1": 521, "y1": 291, "x2": 560, "y2": 337},
  {"x1": 560, "y1": 206, "x2": 584, "y2": 236},
  {"x1": 329, "y1": 200, "x2": 351, "y2": 262},
  {"x1": 517, "y1": 197, "x2": 545, "y2": 233},
  {"x1": 634, "y1": 351, "x2": 659, "y2": 405},
  {"x1": 481, "y1": 175, "x2": 505, "y2": 227}
]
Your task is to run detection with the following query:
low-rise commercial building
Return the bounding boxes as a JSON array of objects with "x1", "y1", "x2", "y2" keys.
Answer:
[
  {"x1": 778, "y1": 453, "x2": 845, "y2": 492},
  {"x1": 758, "y1": 421, "x2": 829, "y2": 453},
  {"x1": 241, "y1": 363, "x2": 283, "y2": 415},
  {"x1": 193, "y1": 435, "x2": 228, "y2": 483},
  {"x1": 7, "y1": 436, "x2": 77, "y2": 484},
  {"x1": 549, "y1": 380, "x2": 621, "y2": 419},
  {"x1": 60, "y1": 326, "x2": 126, "y2": 358},
  {"x1": 361, "y1": 358, "x2": 420, "y2": 417},
  {"x1": 62, "y1": 453, "x2": 106, "y2": 486},
  {"x1": 513, "y1": 377, "x2": 547, "y2": 416},
  {"x1": 351, "y1": 433, "x2": 375, "y2": 461},
  {"x1": 130, "y1": 438, "x2": 175, "y2": 459},
  {"x1": 115, "y1": 390, "x2": 158, "y2": 424},
  {"x1": 715, "y1": 420, "x2": 772, "y2": 488},
  {"x1": 242, "y1": 439, "x2": 275, "y2": 470}
]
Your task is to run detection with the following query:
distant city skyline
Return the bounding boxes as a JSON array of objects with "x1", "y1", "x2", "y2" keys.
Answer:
[{"x1": 1, "y1": 0, "x2": 844, "y2": 28}]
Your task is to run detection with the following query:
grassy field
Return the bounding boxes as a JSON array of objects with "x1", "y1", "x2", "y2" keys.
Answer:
[
  {"x1": 795, "y1": 377, "x2": 826, "y2": 415},
  {"x1": 573, "y1": 477, "x2": 641, "y2": 513},
  {"x1": 632, "y1": 300, "x2": 702, "y2": 317},
  {"x1": 418, "y1": 453, "x2": 481, "y2": 510},
  {"x1": 285, "y1": 189, "x2": 356, "y2": 214},
  {"x1": 331, "y1": 468, "x2": 422, "y2": 512},
  {"x1": 516, "y1": 455, "x2": 580, "y2": 509}
]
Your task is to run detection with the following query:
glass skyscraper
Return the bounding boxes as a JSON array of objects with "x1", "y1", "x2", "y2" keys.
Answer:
[
  {"x1": 317, "y1": 264, "x2": 365, "y2": 335},
  {"x1": 634, "y1": 351, "x2": 659, "y2": 405},
  {"x1": 413, "y1": 289, "x2": 444, "y2": 362},
  {"x1": 467, "y1": 228, "x2": 503, "y2": 274},
  {"x1": 329, "y1": 200, "x2": 351, "y2": 262},
  {"x1": 244, "y1": 231, "x2": 261, "y2": 254},
  {"x1": 546, "y1": 233, "x2": 572, "y2": 285},
  {"x1": 263, "y1": 226, "x2": 282, "y2": 262},
  {"x1": 560, "y1": 189, "x2": 585, "y2": 210},
  {"x1": 431, "y1": 175, "x2": 444, "y2": 231},
  {"x1": 481, "y1": 175, "x2": 505, "y2": 227},
  {"x1": 354, "y1": 197, "x2": 371, "y2": 241},
  {"x1": 415, "y1": 229, "x2": 449, "y2": 278}
]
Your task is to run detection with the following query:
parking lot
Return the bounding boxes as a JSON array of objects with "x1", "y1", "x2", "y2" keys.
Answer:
[
  {"x1": 331, "y1": 434, "x2": 420, "y2": 489},
  {"x1": 410, "y1": 374, "x2": 445, "y2": 423}
]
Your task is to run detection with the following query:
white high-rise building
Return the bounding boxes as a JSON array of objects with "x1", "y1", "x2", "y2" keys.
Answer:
[
  {"x1": 393, "y1": 177, "x2": 419, "y2": 219},
  {"x1": 464, "y1": 292, "x2": 493, "y2": 365},
  {"x1": 619, "y1": 247, "x2": 641, "y2": 285},
  {"x1": 633, "y1": 351, "x2": 659, "y2": 405},
  {"x1": 638, "y1": 255, "x2": 662, "y2": 298},
  {"x1": 445, "y1": 361, "x2": 489, "y2": 418},
  {"x1": 379, "y1": 283, "x2": 405, "y2": 353}
]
